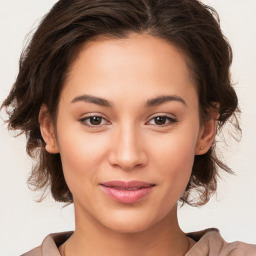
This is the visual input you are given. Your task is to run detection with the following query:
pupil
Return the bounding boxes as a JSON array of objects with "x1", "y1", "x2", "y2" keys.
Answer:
[
  {"x1": 90, "y1": 116, "x2": 101, "y2": 125},
  {"x1": 155, "y1": 116, "x2": 166, "y2": 125}
]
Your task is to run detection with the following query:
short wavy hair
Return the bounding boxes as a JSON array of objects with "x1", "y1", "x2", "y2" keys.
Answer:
[{"x1": 1, "y1": 0, "x2": 240, "y2": 206}]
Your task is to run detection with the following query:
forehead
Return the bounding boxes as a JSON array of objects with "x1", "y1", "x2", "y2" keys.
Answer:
[{"x1": 62, "y1": 33, "x2": 197, "y2": 105}]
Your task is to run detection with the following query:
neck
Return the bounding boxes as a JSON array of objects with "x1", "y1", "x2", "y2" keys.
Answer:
[{"x1": 62, "y1": 204, "x2": 191, "y2": 256}]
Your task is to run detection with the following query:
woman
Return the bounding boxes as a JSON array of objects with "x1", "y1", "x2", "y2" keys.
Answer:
[{"x1": 1, "y1": 0, "x2": 256, "y2": 255}]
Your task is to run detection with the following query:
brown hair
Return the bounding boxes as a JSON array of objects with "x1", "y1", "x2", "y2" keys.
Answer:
[{"x1": 1, "y1": 0, "x2": 240, "y2": 206}]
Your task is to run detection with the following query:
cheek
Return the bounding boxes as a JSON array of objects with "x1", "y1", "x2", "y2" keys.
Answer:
[
  {"x1": 160, "y1": 146, "x2": 194, "y2": 188},
  {"x1": 56, "y1": 126, "x2": 110, "y2": 190},
  {"x1": 157, "y1": 152, "x2": 193, "y2": 218},
  {"x1": 153, "y1": 129, "x2": 197, "y2": 169},
  {"x1": 151, "y1": 130, "x2": 197, "y2": 193}
]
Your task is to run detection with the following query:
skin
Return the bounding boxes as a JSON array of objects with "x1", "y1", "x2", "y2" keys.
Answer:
[{"x1": 39, "y1": 33, "x2": 217, "y2": 256}]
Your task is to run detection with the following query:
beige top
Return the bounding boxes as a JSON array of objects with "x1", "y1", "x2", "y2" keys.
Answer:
[{"x1": 21, "y1": 228, "x2": 256, "y2": 256}]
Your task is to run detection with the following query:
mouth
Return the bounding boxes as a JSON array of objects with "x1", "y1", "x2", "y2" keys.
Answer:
[{"x1": 99, "y1": 180, "x2": 156, "y2": 204}]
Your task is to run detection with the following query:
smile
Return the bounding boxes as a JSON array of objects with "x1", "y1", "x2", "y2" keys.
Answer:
[{"x1": 100, "y1": 180, "x2": 155, "y2": 204}]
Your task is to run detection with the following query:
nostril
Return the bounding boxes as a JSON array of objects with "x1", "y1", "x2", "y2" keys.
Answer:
[{"x1": 107, "y1": 130, "x2": 148, "y2": 170}]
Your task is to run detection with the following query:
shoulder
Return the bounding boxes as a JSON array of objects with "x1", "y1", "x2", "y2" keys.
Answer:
[
  {"x1": 222, "y1": 241, "x2": 256, "y2": 256},
  {"x1": 21, "y1": 246, "x2": 41, "y2": 256},
  {"x1": 20, "y1": 231, "x2": 73, "y2": 256},
  {"x1": 187, "y1": 228, "x2": 256, "y2": 256}
]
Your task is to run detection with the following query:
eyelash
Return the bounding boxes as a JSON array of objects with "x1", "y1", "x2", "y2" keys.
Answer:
[
  {"x1": 79, "y1": 115, "x2": 110, "y2": 127},
  {"x1": 147, "y1": 115, "x2": 177, "y2": 127},
  {"x1": 79, "y1": 114, "x2": 177, "y2": 128}
]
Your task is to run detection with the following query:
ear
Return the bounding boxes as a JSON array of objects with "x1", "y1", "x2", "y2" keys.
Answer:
[
  {"x1": 195, "y1": 107, "x2": 219, "y2": 155},
  {"x1": 38, "y1": 104, "x2": 59, "y2": 154}
]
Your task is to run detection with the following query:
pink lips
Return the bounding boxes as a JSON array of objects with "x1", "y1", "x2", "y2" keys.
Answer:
[{"x1": 100, "y1": 180, "x2": 155, "y2": 204}]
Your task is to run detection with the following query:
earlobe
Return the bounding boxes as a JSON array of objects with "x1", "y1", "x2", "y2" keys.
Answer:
[
  {"x1": 38, "y1": 105, "x2": 59, "y2": 154},
  {"x1": 195, "y1": 117, "x2": 218, "y2": 155}
]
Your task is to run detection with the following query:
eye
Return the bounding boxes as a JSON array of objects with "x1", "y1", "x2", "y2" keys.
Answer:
[
  {"x1": 147, "y1": 115, "x2": 177, "y2": 127},
  {"x1": 79, "y1": 115, "x2": 110, "y2": 127}
]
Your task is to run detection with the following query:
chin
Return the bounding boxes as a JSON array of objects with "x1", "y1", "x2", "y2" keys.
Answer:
[
  {"x1": 105, "y1": 220, "x2": 153, "y2": 234},
  {"x1": 98, "y1": 209, "x2": 162, "y2": 234}
]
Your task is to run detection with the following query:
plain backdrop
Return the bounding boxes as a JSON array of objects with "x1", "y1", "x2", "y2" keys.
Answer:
[{"x1": 0, "y1": 0, "x2": 256, "y2": 255}]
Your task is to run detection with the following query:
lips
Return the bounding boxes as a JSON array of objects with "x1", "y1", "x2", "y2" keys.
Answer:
[{"x1": 100, "y1": 180, "x2": 155, "y2": 204}]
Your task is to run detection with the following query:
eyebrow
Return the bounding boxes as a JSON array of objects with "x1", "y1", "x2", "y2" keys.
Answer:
[
  {"x1": 71, "y1": 94, "x2": 187, "y2": 107},
  {"x1": 146, "y1": 95, "x2": 187, "y2": 107},
  {"x1": 71, "y1": 95, "x2": 112, "y2": 107}
]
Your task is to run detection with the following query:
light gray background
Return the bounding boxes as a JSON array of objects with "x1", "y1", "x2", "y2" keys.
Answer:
[{"x1": 0, "y1": 0, "x2": 256, "y2": 255}]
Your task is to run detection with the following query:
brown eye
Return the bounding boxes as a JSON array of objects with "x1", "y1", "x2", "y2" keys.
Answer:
[
  {"x1": 89, "y1": 116, "x2": 102, "y2": 125},
  {"x1": 80, "y1": 115, "x2": 109, "y2": 127},
  {"x1": 154, "y1": 116, "x2": 168, "y2": 125},
  {"x1": 147, "y1": 115, "x2": 177, "y2": 127}
]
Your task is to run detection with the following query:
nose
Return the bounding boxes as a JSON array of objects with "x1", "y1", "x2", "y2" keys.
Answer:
[{"x1": 108, "y1": 125, "x2": 148, "y2": 171}]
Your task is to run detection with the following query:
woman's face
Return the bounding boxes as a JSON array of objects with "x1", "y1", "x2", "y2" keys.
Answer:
[{"x1": 53, "y1": 33, "x2": 205, "y2": 232}]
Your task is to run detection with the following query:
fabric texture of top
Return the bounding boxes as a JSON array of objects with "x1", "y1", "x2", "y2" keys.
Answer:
[{"x1": 21, "y1": 228, "x2": 256, "y2": 256}]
